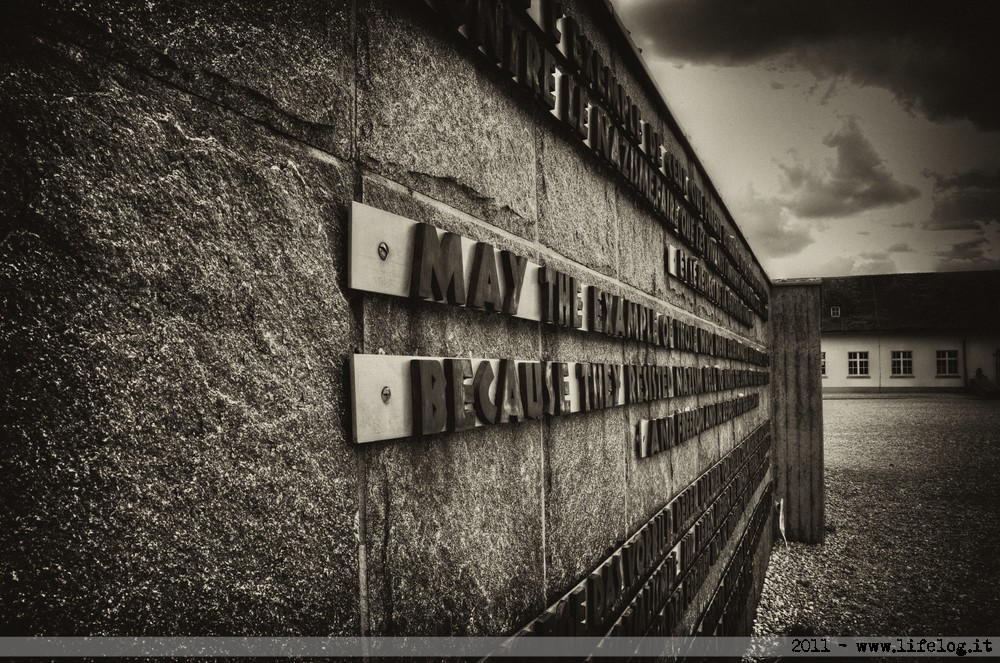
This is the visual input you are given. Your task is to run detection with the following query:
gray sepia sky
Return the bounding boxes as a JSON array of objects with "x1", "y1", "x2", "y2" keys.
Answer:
[{"x1": 610, "y1": 0, "x2": 1000, "y2": 279}]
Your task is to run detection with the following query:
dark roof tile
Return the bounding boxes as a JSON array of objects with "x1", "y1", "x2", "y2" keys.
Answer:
[{"x1": 820, "y1": 271, "x2": 1000, "y2": 333}]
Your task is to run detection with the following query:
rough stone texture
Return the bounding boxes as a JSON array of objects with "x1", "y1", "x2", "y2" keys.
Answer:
[
  {"x1": 357, "y1": 0, "x2": 538, "y2": 240},
  {"x1": 750, "y1": 284, "x2": 772, "y2": 347},
  {"x1": 696, "y1": 412, "x2": 724, "y2": 477},
  {"x1": 673, "y1": 477, "x2": 773, "y2": 636},
  {"x1": 624, "y1": 343, "x2": 674, "y2": 530},
  {"x1": 2, "y1": 0, "x2": 777, "y2": 640},
  {"x1": 1, "y1": 28, "x2": 360, "y2": 635},
  {"x1": 13, "y1": 0, "x2": 356, "y2": 159},
  {"x1": 614, "y1": 188, "x2": 666, "y2": 297},
  {"x1": 532, "y1": 0, "x2": 629, "y2": 280},
  {"x1": 717, "y1": 388, "x2": 740, "y2": 458},
  {"x1": 357, "y1": 175, "x2": 546, "y2": 635},
  {"x1": 363, "y1": 424, "x2": 546, "y2": 636},
  {"x1": 538, "y1": 261, "x2": 629, "y2": 601},
  {"x1": 664, "y1": 262, "x2": 698, "y2": 314},
  {"x1": 743, "y1": 506, "x2": 774, "y2": 637},
  {"x1": 536, "y1": 127, "x2": 620, "y2": 279},
  {"x1": 733, "y1": 405, "x2": 766, "y2": 458},
  {"x1": 358, "y1": 174, "x2": 542, "y2": 360},
  {"x1": 604, "y1": 41, "x2": 680, "y2": 303},
  {"x1": 543, "y1": 407, "x2": 628, "y2": 602}
]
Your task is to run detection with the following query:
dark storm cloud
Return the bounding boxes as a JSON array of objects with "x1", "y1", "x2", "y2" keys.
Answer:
[
  {"x1": 933, "y1": 237, "x2": 988, "y2": 261},
  {"x1": 752, "y1": 216, "x2": 814, "y2": 258},
  {"x1": 854, "y1": 259, "x2": 898, "y2": 275},
  {"x1": 858, "y1": 244, "x2": 913, "y2": 262},
  {"x1": 820, "y1": 255, "x2": 898, "y2": 276},
  {"x1": 617, "y1": 0, "x2": 1000, "y2": 130},
  {"x1": 922, "y1": 167, "x2": 1000, "y2": 230},
  {"x1": 732, "y1": 186, "x2": 814, "y2": 259},
  {"x1": 932, "y1": 237, "x2": 999, "y2": 270},
  {"x1": 776, "y1": 118, "x2": 920, "y2": 218}
]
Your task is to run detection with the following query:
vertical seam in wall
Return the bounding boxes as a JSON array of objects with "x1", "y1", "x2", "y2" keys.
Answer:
[
  {"x1": 538, "y1": 320, "x2": 547, "y2": 603},
  {"x1": 356, "y1": 454, "x2": 369, "y2": 639},
  {"x1": 622, "y1": 338, "x2": 629, "y2": 539},
  {"x1": 533, "y1": 111, "x2": 547, "y2": 604},
  {"x1": 539, "y1": 393, "x2": 547, "y2": 606},
  {"x1": 350, "y1": 0, "x2": 370, "y2": 642},
  {"x1": 611, "y1": 48, "x2": 626, "y2": 534},
  {"x1": 350, "y1": 0, "x2": 360, "y2": 163}
]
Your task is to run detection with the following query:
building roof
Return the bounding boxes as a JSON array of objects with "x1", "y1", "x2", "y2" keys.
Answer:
[{"x1": 821, "y1": 271, "x2": 1000, "y2": 334}]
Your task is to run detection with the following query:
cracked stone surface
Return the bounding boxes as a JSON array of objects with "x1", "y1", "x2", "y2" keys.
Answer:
[{"x1": 1, "y1": 25, "x2": 361, "y2": 636}]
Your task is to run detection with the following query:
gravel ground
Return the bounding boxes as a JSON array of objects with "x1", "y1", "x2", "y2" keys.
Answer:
[{"x1": 753, "y1": 395, "x2": 1000, "y2": 638}]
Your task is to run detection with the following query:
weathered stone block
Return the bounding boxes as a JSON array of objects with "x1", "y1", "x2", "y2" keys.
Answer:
[
  {"x1": 358, "y1": 174, "x2": 541, "y2": 360},
  {"x1": 357, "y1": 0, "x2": 538, "y2": 241},
  {"x1": 12, "y1": 0, "x2": 356, "y2": 158},
  {"x1": 1, "y1": 31, "x2": 360, "y2": 635},
  {"x1": 362, "y1": 423, "x2": 545, "y2": 636},
  {"x1": 539, "y1": 261, "x2": 628, "y2": 601}
]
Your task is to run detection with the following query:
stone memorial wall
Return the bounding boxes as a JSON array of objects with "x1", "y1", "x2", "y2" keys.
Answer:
[{"x1": 2, "y1": 0, "x2": 786, "y2": 644}]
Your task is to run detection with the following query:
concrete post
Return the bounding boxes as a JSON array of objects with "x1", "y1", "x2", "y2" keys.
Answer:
[{"x1": 771, "y1": 280, "x2": 825, "y2": 543}]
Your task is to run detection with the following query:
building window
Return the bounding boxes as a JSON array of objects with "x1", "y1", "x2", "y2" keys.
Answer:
[
  {"x1": 848, "y1": 351, "x2": 869, "y2": 376},
  {"x1": 891, "y1": 350, "x2": 912, "y2": 376},
  {"x1": 831, "y1": 306, "x2": 841, "y2": 318},
  {"x1": 821, "y1": 351, "x2": 826, "y2": 376},
  {"x1": 936, "y1": 350, "x2": 959, "y2": 376}
]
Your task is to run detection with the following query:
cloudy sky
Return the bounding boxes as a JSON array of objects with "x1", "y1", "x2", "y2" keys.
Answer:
[{"x1": 609, "y1": 0, "x2": 1000, "y2": 279}]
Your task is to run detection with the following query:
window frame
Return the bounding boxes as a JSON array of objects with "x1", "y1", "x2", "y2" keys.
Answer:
[
  {"x1": 821, "y1": 351, "x2": 826, "y2": 377},
  {"x1": 890, "y1": 350, "x2": 913, "y2": 376},
  {"x1": 848, "y1": 350, "x2": 869, "y2": 376},
  {"x1": 831, "y1": 306, "x2": 841, "y2": 318},
  {"x1": 936, "y1": 350, "x2": 959, "y2": 376}
]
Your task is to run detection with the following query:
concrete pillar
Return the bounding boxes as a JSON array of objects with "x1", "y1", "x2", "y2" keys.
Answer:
[{"x1": 771, "y1": 280, "x2": 825, "y2": 543}]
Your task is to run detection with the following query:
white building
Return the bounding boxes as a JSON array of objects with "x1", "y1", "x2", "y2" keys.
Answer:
[{"x1": 820, "y1": 271, "x2": 1000, "y2": 393}]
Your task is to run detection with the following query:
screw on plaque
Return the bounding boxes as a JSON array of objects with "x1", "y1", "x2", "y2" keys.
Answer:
[
  {"x1": 378, "y1": 242, "x2": 389, "y2": 261},
  {"x1": 381, "y1": 386, "x2": 391, "y2": 403}
]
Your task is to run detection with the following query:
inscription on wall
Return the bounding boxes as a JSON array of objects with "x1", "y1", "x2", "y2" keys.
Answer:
[
  {"x1": 350, "y1": 353, "x2": 762, "y2": 444},
  {"x1": 421, "y1": 0, "x2": 769, "y2": 324},
  {"x1": 494, "y1": 422, "x2": 772, "y2": 645},
  {"x1": 349, "y1": 203, "x2": 769, "y2": 366},
  {"x1": 342, "y1": 0, "x2": 776, "y2": 644},
  {"x1": 349, "y1": 203, "x2": 768, "y2": 446}
]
